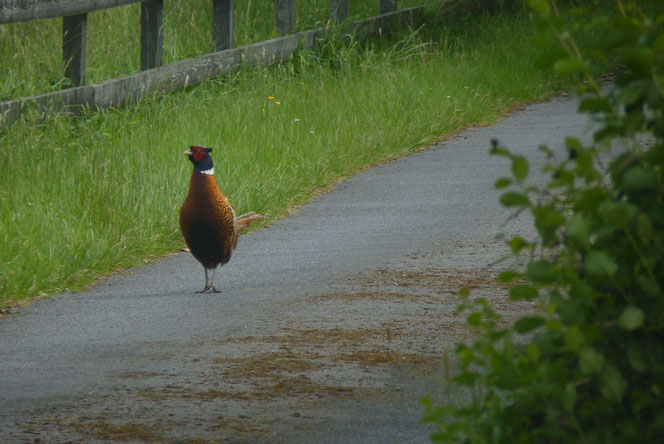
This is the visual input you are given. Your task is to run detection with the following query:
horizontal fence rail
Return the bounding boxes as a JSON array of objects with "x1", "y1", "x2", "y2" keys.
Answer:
[
  {"x1": 0, "y1": 1, "x2": 422, "y2": 129},
  {"x1": 0, "y1": 0, "x2": 142, "y2": 23}
]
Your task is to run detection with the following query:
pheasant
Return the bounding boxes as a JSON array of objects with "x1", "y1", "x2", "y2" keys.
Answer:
[{"x1": 179, "y1": 145, "x2": 261, "y2": 293}]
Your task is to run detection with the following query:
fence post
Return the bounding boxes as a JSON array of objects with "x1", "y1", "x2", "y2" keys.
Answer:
[
  {"x1": 62, "y1": 13, "x2": 87, "y2": 87},
  {"x1": 329, "y1": 0, "x2": 347, "y2": 22},
  {"x1": 276, "y1": 0, "x2": 296, "y2": 35},
  {"x1": 141, "y1": 0, "x2": 163, "y2": 70},
  {"x1": 213, "y1": 0, "x2": 234, "y2": 51},
  {"x1": 380, "y1": 0, "x2": 397, "y2": 14}
]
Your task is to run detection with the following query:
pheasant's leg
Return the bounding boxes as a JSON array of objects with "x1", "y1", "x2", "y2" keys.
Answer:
[
  {"x1": 210, "y1": 267, "x2": 221, "y2": 293},
  {"x1": 197, "y1": 267, "x2": 221, "y2": 294},
  {"x1": 197, "y1": 268, "x2": 214, "y2": 293}
]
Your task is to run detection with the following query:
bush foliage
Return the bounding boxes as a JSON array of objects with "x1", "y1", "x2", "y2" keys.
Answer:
[{"x1": 423, "y1": 0, "x2": 664, "y2": 442}]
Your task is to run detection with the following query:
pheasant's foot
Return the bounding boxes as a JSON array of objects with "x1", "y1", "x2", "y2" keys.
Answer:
[{"x1": 197, "y1": 286, "x2": 221, "y2": 294}]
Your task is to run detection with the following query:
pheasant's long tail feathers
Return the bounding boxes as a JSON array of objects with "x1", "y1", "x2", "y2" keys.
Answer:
[{"x1": 236, "y1": 212, "x2": 262, "y2": 233}]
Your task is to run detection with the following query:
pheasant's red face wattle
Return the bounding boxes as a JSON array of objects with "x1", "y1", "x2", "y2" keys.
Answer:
[{"x1": 190, "y1": 145, "x2": 207, "y2": 163}]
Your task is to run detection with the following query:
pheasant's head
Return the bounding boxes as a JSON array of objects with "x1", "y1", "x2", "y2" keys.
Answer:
[{"x1": 184, "y1": 145, "x2": 214, "y2": 174}]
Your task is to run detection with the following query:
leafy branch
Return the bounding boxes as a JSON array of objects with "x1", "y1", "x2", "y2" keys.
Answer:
[{"x1": 423, "y1": 1, "x2": 664, "y2": 442}]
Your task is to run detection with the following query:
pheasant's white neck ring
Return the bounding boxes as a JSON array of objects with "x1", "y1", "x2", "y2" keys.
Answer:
[{"x1": 200, "y1": 167, "x2": 214, "y2": 175}]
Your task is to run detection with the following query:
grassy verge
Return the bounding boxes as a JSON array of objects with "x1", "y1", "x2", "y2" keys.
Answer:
[{"x1": 0, "y1": 2, "x2": 571, "y2": 308}]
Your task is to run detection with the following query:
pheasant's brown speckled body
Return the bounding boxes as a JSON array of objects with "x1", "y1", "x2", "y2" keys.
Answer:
[
  {"x1": 179, "y1": 145, "x2": 261, "y2": 293},
  {"x1": 180, "y1": 172, "x2": 237, "y2": 269}
]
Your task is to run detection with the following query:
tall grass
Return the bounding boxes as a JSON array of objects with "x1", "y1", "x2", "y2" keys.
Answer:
[
  {"x1": 0, "y1": 0, "x2": 428, "y2": 99},
  {"x1": 0, "y1": 2, "x2": 569, "y2": 307}
]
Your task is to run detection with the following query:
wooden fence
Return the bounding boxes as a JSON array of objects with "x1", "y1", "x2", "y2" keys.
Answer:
[{"x1": 0, "y1": 0, "x2": 421, "y2": 129}]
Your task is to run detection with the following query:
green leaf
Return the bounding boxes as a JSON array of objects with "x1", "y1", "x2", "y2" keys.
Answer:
[
  {"x1": 533, "y1": 207, "x2": 565, "y2": 243},
  {"x1": 563, "y1": 382, "x2": 577, "y2": 413},
  {"x1": 623, "y1": 47, "x2": 655, "y2": 77},
  {"x1": 454, "y1": 370, "x2": 480, "y2": 385},
  {"x1": 498, "y1": 270, "x2": 522, "y2": 283},
  {"x1": 580, "y1": 347, "x2": 605, "y2": 374},
  {"x1": 622, "y1": 166, "x2": 657, "y2": 194},
  {"x1": 574, "y1": 149, "x2": 597, "y2": 180},
  {"x1": 577, "y1": 188, "x2": 607, "y2": 213},
  {"x1": 457, "y1": 344, "x2": 474, "y2": 363},
  {"x1": 509, "y1": 236, "x2": 531, "y2": 254},
  {"x1": 514, "y1": 316, "x2": 545, "y2": 333},
  {"x1": 585, "y1": 251, "x2": 618, "y2": 276},
  {"x1": 618, "y1": 306, "x2": 644, "y2": 331},
  {"x1": 578, "y1": 97, "x2": 612, "y2": 113},
  {"x1": 509, "y1": 284, "x2": 538, "y2": 301},
  {"x1": 601, "y1": 365, "x2": 626, "y2": 401},
  {"x1": 467, "y1": 312, "x2": 482, "y2": 327},
  {"x1": 511, "y1": 156, "x2": 529, "y2": 184},
  {"x1": 655, "y1": 33, "x2": 664, "y2": 51},
  {"x1": 500, "y1": 192, "x2": 531, "y2": 207},
  {"x1": 566, "y1": 215, "x2": 591, "y2": 248},
  {"x1": 494, "y1": 177, "x2": 513, "y2": 189},
  {"x1": 535, "y1": 47, "x2": 567, "y2": 70},
  {"x1": 490, "y1": 146, "x2": 511, "y2": 157},
  {"x1": 525, "y1": 343, "x2": 540, "y2": 362},
  {"x1": 553, "y1": 57, "x2": 586, "y2": 76},
  {"x1": 527, "y1": 0, "x2": 550, "y2": 17},
  {"x1": 599, "y1": 201, "x2": 637, "y2": 227},
  {"x1": 564, "y1": 325, "x2": 584, "y2": 351},
  {"x1": 527, "y1": 260, "x2": 555, "y2": 283}
]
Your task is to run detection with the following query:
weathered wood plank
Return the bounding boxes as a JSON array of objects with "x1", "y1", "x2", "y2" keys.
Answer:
[
  {"x1": 329, "y1": 0, "x2": 347, "y2": 22},
  {"x1": 0, "y1": 7, "x2": 423, "y2": 130},
  {"x1": 62, "y1": 13, "x2": 87, "y2": 87},
  {"x1": 140, "y1": 0, "x2": 163, "y2": 71},
  {"x1": 212, "y1": 0, "x2": 233, "y2": 51},
  {"x1": 243, "y1": 34, "x2": 301, "y2": 69},
  {"x1": 0, "y1": 0, "x2": 142, "y2": 24},
  {"x1": 0, "y1": 84, "x2": 94, "y2": 125},
  {"x1": 276, "y1": 0, "x2": 295, "y2": 36}
]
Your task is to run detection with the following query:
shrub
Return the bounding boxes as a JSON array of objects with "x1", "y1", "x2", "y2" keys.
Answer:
[{"x1": 422, "y1": 0, "x2": 664, "y2": 442}]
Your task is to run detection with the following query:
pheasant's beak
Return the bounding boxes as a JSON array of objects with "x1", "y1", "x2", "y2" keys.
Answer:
[{"x1": 183, "y1": 148, "x2": 193, "y2": 156}]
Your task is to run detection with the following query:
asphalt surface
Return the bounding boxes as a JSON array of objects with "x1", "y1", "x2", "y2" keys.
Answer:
[{"x1": 0, "y1": 94, "x2": 594, "y2": 442}]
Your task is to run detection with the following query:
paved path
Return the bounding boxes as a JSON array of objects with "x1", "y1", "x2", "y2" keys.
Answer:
[{"x1": 0, "y1": 94, "x2": 592, "y2": 442}]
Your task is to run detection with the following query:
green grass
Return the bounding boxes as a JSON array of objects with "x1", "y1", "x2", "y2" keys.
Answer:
[
  {"x1": 0, "y1": 1, "x2": 571, "y2": 307},
  {"x1": 0, "y1": 0, "x2": 427, "y2": 99}
]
